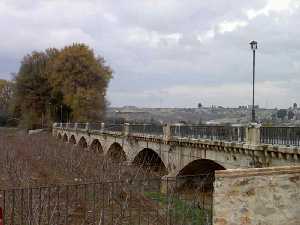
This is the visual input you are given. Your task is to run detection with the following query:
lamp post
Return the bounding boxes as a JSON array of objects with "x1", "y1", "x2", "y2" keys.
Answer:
[{"x1": 250, "y1": 40, "x2": 258, "y2": 123}]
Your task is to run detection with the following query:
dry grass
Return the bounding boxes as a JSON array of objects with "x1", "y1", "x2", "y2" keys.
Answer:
[
  {"x1": 0, "y1": 130, "x2": 211, "y2": 225},
  {"x1": 0, "y1": 130, "x2": 160, "y2": 189}
]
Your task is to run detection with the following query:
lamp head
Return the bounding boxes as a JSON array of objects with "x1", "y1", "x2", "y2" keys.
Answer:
[{"x1": 250, "y1": 40, "x2": 258, "y2": 50}]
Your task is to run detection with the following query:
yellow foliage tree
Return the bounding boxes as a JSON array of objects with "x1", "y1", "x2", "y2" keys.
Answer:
[
  {"x1": 13, "y1": 43, "x2": 112, "y2": 128},
  {"x1": 49, "y1": 43, "x2": 112, "y2": 122}
]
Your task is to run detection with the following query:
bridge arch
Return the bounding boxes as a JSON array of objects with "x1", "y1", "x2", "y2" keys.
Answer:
[
  {"x1": 106, "y1": 142, "x2": 126, "y2": 162},
  {"x1": 69, "y1": 135, "x2": 76, "y2": 145},
  {"x1": 78, "y1": 137, "x2": 88, "y2": 149},
  {"x1": 132, "y1": 148, "x2": 167, "y2": 176},
  {"x1": 174, "y1": 159, "x2": 225, "y2": 208},
  {"x1": 178, "y1": 159, "x2": 225, "y2": 177},
  {"x1": 90, "y1": 139, "x2": 103, "y2": 154},
  {"x1": 57, "y1": 133, "x2": 62, "y2": 139},
  {"x1": 63, "y1": 133, "x2": 68, "y2": 142}
]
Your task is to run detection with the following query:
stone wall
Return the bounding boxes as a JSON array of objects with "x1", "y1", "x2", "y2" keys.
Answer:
[{"x1": 213, "y1": 166, "x2": 300, "y2": 225}]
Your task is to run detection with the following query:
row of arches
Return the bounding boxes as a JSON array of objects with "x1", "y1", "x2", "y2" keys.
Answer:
[
  {"x1": 59, "y1": 133, "x2": 101, "y2": 152},
  {"x1": 57, "y1": 132, "x2": 226, "y2": 177},
  {"x1": 56, "y1": 131, "x2": 225, "y2": 208},
  {"x1": 58, "y1": 133, "x2": 125, "y2": 159}
]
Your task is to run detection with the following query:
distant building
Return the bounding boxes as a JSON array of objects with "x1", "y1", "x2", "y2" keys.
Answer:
[
  {"x1": 248, "y1": 105, "x2": 259, "y2": 109},
  {"x1": 293, "y1": 103, "x2": 298, "y2": 109}
]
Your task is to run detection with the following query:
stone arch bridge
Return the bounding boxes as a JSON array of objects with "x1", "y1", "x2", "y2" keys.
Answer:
[{"x1": 52, "y1": 122, "x2": 300, "y2": 179}]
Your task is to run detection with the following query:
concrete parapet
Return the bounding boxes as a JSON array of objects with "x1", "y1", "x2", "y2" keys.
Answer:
[
  {"x1": 246, "y1": 123, "x2": 261, "y2": 145},
  {"x1": 163, "y1": 124, "x2": 171, "y2": 141},
  {"x1": 213, "y1": 166, "x2": 300, "y2": 225},
  {"x1": 160, "y1": 175, "x2": 177, "y2": 194},
  {"x1": 100, "y1": 122, "x2": 105, "y2": 132},
  {"x1": 123, "y1": 123, "x2": 130, "y2": 136}
]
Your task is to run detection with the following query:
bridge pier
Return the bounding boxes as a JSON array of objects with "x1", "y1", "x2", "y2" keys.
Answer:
[
  {"x1": 124, "y1": 123, "x2": 130, "y2": 136},
  {"x1": 160, "y1": 175, "x2": 175, "y2": 194},
  {"x1": 160, "y1": 170, "x2": 179, "y2": 193},
  {"x1": 163, "y1": 124, "x2": 171, "y2": 142},
  {"x1": 246, "y1": 123, "x2": 261, "y2": 145}
]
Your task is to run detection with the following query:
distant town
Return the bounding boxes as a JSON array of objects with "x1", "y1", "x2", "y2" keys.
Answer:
[{"x1": 107, "y1": 103, "x2": 300, "y2": 126}]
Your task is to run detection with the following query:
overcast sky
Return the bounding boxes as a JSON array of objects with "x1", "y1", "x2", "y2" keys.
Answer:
[{"x1": 0, "y1": 0, "x2": 300, "y2": 108}]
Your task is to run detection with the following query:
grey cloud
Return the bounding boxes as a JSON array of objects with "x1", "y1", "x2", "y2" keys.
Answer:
[{"x1": 0, "y1": 0, "x2": 299, "y2": 108}]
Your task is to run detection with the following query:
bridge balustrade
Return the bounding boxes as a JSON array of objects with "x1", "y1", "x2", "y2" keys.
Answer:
[
  {"x1": 67, "y1": 123, "x2": 75, "y2": 129},
  {"x1": 76, "y1": 123, "x2": 87, "y2": 130},
  {"x1": 54, "y1": 122, "x2": 300, "y2": 147},
  {"x1": 128, "y1": 124, "x2": 164, "y2": 136},
  {"x1": 260, "y1": 126, "x2": 300, "y2": 146},
  {"x1": 104, "y1": 123, "x2": 124, "y2": 132},
  {"x1": 88, "y1": 122, "x2": 103, "y2": 131},
  {"x1": 61, "y1": 123, "x2": 67, "y2": 128},
  {"x1": 170, "y1": 125, "x2": 246, "y2": 142}
]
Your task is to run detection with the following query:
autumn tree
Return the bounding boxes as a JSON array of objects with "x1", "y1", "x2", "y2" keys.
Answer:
[
  {"x1": 14, "y1": 51, "x2": 53, "y2": 128},
  {"x1": 49, "y1": 43, "x2": 112, "y2": 122},
  {"x1": 0, "y1": 79, "x2": 13, "y2": 111},
  {"x1": 13, "y1": 43, "x2": 112, "y2": 128},
  {"x1": 0, "y1": 79, "x2": 13, "y2": 125}
]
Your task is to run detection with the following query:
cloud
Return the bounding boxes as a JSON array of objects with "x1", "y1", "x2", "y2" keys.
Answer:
[
  {"x1": 110, "y1": 79, "x2": 300, "y2": 108},
  {"x1": 0, "y1": 0, "x2": 299, "y2": 108},
  {"x1": 246, "y1": 0, "x2": 299, "y2": 19},
  {"x1": 126, "y1": 28, "x2": 182, "y2": 48},
  {"x1": 218, "y1": 20, "x2": 248, "y2": 33}
]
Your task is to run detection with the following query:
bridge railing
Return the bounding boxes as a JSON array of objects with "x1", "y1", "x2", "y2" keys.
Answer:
[
  {"x1": 76, "y1": 123, "x2": 87, "y2": 130},
  {"x1": 170, "y1": 125, "x2": 246, "y2": 142},
  {"x1": 260, "y1": 126, "x2": 300, "y2": 146},
  {"x1": 67, "y1": 123, "x2": 75, "y2": 129},
  {"x1": 103, "y1": 123, "x2": 124, "y2": 133},
  {"x1": 53, "y1": 122, "x2": 300, "y2": 147},
  {"x1": 128, "y1": 124, "x2": 164, "y2": 136},
  {"x1": 89, "y1": 122, "x2": 103, "y2": 131}
]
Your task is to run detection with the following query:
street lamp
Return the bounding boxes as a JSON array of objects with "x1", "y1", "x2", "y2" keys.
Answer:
[{"x1": 250, "y1": 40, "x2": 258, "y2": 123}]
